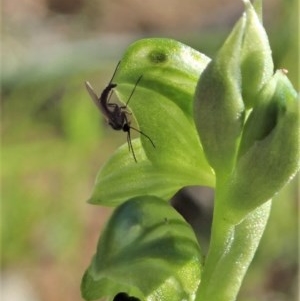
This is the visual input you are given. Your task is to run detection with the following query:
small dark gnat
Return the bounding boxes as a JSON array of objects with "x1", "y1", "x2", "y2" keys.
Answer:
[{"x1": 85, "y1": 62, "x2": 155, "y2": 162}]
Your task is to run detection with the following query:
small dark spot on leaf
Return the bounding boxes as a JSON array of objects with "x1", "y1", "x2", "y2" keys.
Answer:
[{"x1": 148, "y1": 50, "x2": 168, "y2": 64}]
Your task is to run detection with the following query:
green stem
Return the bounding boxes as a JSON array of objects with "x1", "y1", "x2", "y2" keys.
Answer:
[{"x1": 195, "y1": 181, "x2": 271, "y2": 301}]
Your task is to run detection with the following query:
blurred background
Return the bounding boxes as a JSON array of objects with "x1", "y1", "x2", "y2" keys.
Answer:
[{"x1": 1, "y1": 0, "x2": 299, "y2": 300}]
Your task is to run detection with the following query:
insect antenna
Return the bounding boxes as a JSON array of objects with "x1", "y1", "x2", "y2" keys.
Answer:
[
  {"x1": 108, "y1": 61, "x2": 121, "y2": 85},
  {"x1": 124, "y1": 75, "x2": 143, "y2": 107}
]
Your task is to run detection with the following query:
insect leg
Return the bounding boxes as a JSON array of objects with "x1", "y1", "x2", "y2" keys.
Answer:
[
  {"x1": 106, "y1": 89, "x2": 115, "y2": 104},
  {"x1": 127, "y1": 129, "x2": 137, "y2": 162},
  {"x1": 130, "y1": 126, "x2": 155, "y2": 148}
]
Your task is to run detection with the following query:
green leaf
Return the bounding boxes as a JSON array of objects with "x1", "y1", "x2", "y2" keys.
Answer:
[
  {"x1": 81, "y1": 271, "x2": 137, "y2": 301},
  {"x1": 82, "y1": 196, "x2": 202, "y2": 301},
  {"x1": 89, "y1": 139, "x2": 213, "y2": 206},
  {"x1": 88, "y1": 38, "x2": 215, "y2": 206}
]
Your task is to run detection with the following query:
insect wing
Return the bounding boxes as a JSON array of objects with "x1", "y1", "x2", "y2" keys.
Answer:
[{"x1": 85, "y1": 81, "x2": 101, "y2": 109}]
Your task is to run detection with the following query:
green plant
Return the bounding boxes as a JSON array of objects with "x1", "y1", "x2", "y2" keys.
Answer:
[{"x1": 81, "y1": 1, "x2": 299, "y2": 300}]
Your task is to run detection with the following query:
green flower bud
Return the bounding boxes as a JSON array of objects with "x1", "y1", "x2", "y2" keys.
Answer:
[
  {"x1": 224, "y1": 70, "x2": 299, "y2": 224},
  {"x1": 194, "y1": 14, "x2": 246, "y2": 176},
  {"x1": 194, "y1": 0, "x2": 275, "y2": 177},
  {"x1": 241, "y1": 0, "x2": 273, "y2": 108}
]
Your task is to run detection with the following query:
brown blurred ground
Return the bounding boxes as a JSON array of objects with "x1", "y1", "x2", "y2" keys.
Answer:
[{"x1": 2, "y1": 0, "x2": 281, "y2": 35}]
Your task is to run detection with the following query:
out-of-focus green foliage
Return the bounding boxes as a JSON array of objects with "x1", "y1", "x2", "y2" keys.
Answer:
[{"x1": 1, "y1": 71, "x2": 107, "y2": 265}]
